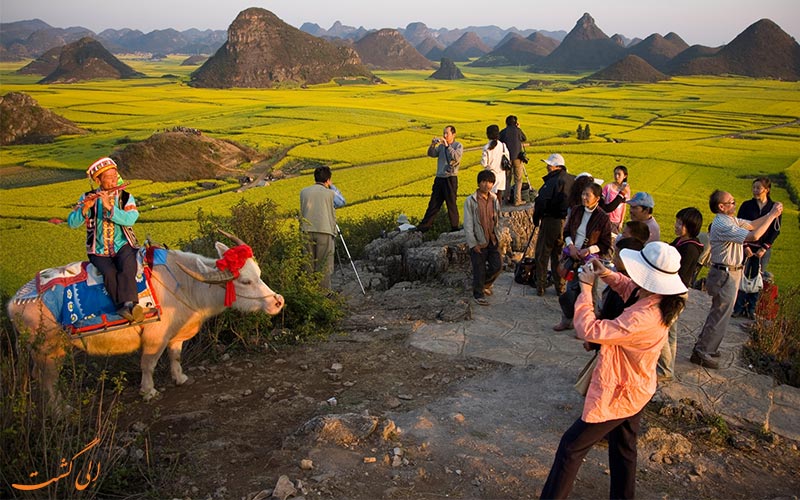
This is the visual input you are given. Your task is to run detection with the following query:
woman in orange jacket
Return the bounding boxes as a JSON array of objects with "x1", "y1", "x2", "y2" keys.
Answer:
[{"x1": 540, "y1": 241, "x2": 687, "y2": 499}]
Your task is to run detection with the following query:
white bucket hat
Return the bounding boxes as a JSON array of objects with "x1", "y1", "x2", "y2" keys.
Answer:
[{"x1": 619, "y1": 241, "x2": 688, "y2": 295}]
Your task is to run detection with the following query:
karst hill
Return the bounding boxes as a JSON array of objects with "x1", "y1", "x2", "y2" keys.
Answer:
[
  {"x1": 470, "y1": 32, "x2": 559, "y2": 67},
  {"x1": 670, "y1": 19, "x2": 800, "y2": 81},
  {"x1": 535, "y1": 13, "x2": 625, "y2": 72},
  {"x1": 190, "y1": 8, "x2": 376, "y2": 88},
  {"x1": 580, "y1": 55, "x2": 669, "y2": 83},
  {"x1": 38, "y1": 37, "x2": 144, "y2": 83},
  {"x1": 353, "y1": 29, "x2": 434, "y2": 70}
]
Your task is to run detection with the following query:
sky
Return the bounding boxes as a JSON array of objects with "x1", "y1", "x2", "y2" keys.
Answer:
[{"x1": 2, "y1": 0, "x2": 798, "y2": 47}]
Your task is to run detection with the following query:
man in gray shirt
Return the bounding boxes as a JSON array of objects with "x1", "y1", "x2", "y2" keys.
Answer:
[{"x1": 417, "y1": 125, "x2": 463, "y2": 232}]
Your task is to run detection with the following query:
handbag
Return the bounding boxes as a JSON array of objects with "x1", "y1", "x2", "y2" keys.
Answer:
[
  {"x1": 500, "y1": 144, "x2": 512, "y2": 172},
  {"x1": 739, "y1": 256, "x2": 763, "y2": 293},
  {"x1": 574, "y1": 350, "x2": 599, "y2": 396},
  {"x1": 514, "y1": 257, "x2": 536, "y2": 286},
  {"x1": 557, "y1": 254, "x2": 579, "y2": 280}
]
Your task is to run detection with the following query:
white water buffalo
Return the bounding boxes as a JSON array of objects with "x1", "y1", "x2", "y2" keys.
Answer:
[{"x1": 8, "y1": 240, "x2": 284, "y2": 405}]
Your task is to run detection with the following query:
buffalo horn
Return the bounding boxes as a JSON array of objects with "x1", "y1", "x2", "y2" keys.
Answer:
[
  {"x1": 218, "y1": 229, "x2": 246, "y2": 247},
  {"x1": 176, "y1": 261, "x2": 235, "y2": 284}
]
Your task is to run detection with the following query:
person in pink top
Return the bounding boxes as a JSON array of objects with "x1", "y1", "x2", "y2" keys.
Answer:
[
  {"x1": 601, "y1": 165, "x2": 631, "y2": 233},
  {"x1": 540, "y1": 241, "x2": 688, "y2": 500}
]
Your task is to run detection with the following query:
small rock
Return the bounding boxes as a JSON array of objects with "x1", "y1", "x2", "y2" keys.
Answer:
[
  {"x1": 327, "y1": 397, "x2": 337, "y2": 406},
  {"x1": 299, "y1": 363, "x2": 309, "y2": 371},
  {"x1": 423, "y1": 373, "x2": 435, "y2": 381},
  {"x1": 363, "y1": 456, "x2": 377, "y2": 463},
  {"x1": 386, "y1": 397, "x2": 402, "y2": 409},
  {"x1": 272, "y1": 475, "x2": 296, "y2": 500},
  {"x1": 398, "y1": 394, "x2": 414, "y2": 401},
  {"x1": 131, "y1": 421, "x2": 147, "y2": 433},
  {"x1": 393, "y1": 447, "x2": 403, "y2": 457},
  {"x1": 328, "y1": 373, "x2": 342, "y2": 381},
  {"x1": 274, "y1": 358, "x2": 286, "y2": 364},
  {"x1": 250, "y1": 490, "x2": 270, "y2": 500},
  {"x1": 392, "y1": 455, "x2": 403, "y2": 467},
  {"x1": 451, "y1": 413, "x2": 465, "y2": 424},
  {"x1": 692, "y1": 463, "x2": 706, "y2": 476},
  {"x1": 331, "y1": 362, "x2": 343, "y2": 373},
  {"x1": 242, "y1": 389, "x2": 252, "y2": 397},
  {"x1": 343, "y1": 381, "x2": 355, "y2": 387},
  {"x1": 221, "y1": 353, "x2": 231, "y2": 361},
  {"x1": 382, "y1": 420, "x2": 400, "y2": 440},
  {"x1": 217, "y1": 394, "x2": 235, "y2": 403},
  {"x1": 300, "y1": 459, "x2": 313, "y2": 470}
]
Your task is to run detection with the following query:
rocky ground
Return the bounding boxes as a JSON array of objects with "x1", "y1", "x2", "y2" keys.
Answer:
[{"x1": 115, "y1": 282, "x2": 800, "y2": 500}]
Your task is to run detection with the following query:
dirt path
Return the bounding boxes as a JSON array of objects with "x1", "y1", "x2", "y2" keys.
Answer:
[{"x1": 116, "y1": 283, "x2": 800, "y2": 499}]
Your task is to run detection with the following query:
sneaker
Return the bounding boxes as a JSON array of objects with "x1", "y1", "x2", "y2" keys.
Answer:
[
  {"x1": 473, "y1": 296, "x2": 489, "y2": 306},
  {"x1": 710, "y1": 351, "x2": 721, "y2": 358},
  {"x1": 690, "y1": 351, "x2": 719, "y2": 370},
  {"x1": 552, "y1": 320, "x2": 574, "y2": 332}
]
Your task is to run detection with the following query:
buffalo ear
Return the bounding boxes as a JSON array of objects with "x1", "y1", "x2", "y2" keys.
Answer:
[{"x1": 215, "y1": 242, "x2": 230, "y2": 258}]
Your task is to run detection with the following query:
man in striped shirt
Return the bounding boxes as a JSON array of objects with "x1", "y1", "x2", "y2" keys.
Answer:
[{"x1": 691, "y1": 189, "x2": 782, "y2": 369}]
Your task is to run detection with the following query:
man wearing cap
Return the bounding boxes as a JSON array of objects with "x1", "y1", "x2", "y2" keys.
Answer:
[
  {"x1": 532, "y1": 153, "x2": 575, "y2": 296},
  {"x1": 691, "y1": 190, "x2": 782, "y2": 369},
  {"x1": 627, "y1": 192, "x2": 660, "y2": 243},
  {"x1": 68, "y1": 157, "x2": 142, "y2": 322},
  {"x1": 300, "y1": 166, "x2": 345, "y2": 289}
]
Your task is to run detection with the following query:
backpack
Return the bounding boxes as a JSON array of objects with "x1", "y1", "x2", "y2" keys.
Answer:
[{"x1": 514, "y1": 257, "x2": 536, "y2": 286}]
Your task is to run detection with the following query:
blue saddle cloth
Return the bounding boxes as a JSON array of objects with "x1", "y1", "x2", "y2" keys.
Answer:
[{"x1": 20, "y1": 247, "x2": 168, "y2": 333}]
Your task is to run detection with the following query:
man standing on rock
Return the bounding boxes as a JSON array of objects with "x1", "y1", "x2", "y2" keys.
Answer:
[
  {"x1": 532, "y1": 153, "x2": 575, "y2": 296},
  {"x1": 417, "y1": 125, "x2": 463, "y2": 233},
  {"x1": 300, "y1": 166, "x2": 345, "y2": 289},
  {"x1": 499, "y1": 115, "x2": 528, "y2": 206},
  {"x1": 464, "y1": 170, "x2": 502, "y2": 306},
  {"x1": 691, "y1": 189, "x2": 782, "y2": 369}
]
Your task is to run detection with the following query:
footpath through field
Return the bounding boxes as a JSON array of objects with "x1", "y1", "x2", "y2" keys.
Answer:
[{"x1": 408, "y1": 271, "x2": 800, "y2": 441}]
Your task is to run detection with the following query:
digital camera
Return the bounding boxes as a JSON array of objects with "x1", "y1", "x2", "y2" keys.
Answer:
[{"x1": 518, "y1": 151, "x2": 529, "y2": 164}]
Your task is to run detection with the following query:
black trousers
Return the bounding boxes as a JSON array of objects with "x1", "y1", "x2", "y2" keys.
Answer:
[
  {"x1": 540, "y1": 410, "x2": 642, "y2": 500},
  {"x1": 419, "y1": 176, "x2": 459, "y2": 231},
  {"x1": 470, "y1": 240, "x2": 502, "y2": 298},
  {"x1": 535, "y1": 217, "x2": 565, "y2": 292},
  {"x1": 89, "y1": 243, "x2": 138, "y2": 309}
]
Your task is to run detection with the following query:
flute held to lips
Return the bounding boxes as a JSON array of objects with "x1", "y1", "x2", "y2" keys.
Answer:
[{"x1": 74, "y1": 182, "x2": 130, "y2": 209}]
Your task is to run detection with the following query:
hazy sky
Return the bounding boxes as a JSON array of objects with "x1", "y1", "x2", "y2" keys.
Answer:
[{"x1": 2, "y1": 0, "x2": 798, "y2": 47}]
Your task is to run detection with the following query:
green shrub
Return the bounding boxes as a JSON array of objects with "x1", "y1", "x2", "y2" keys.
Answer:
[{"x1": 179, "y1": 199, "x2": 344, "y2": 353}]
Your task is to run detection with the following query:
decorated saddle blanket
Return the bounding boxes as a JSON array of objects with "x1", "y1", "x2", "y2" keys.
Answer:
[{"x1": 15, "y1": 247, "x2": 168, "y2": 335}]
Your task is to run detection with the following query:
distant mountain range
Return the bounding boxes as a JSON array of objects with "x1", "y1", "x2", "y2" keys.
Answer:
[{"x1": 2, "y1": 11, "x2": 798, "y2": 83}]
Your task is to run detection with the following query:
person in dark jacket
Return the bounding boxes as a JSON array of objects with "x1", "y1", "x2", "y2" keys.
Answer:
[
  {"x1": 733, "y1": 177, "x2": 781, "y2": 318},
  {"x1": 499, "y1": 115, "x2": 528, "y2": 206},
  {"x1": 532, "y1": 154, "x2": 575, "y2": 296},
  {"x1": 554, "y1": 182, "x2": 612, "y2": 331}
]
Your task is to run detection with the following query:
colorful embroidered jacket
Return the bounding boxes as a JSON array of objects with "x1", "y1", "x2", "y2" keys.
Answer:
[{"x1": 67, "y1": 190, "x2": 139, "y2": 256}]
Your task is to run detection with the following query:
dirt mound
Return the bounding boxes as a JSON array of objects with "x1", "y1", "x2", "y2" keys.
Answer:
[
  {"x1": 670, "y1": 19, "x2": 800, "y2": 80},
  {"x1": 441, "y1": 32, "x2": 490, "y2": 62},
  {"x1": 580, "y1": 54, "x2": 669, "y2": 83},
  {"x1": 626, "y1": 32, "x2": 689, "y2": 71},
  {"x1": 535, "y1": 12, "x2": 625, "y2": 72},
  {"x1": 38, "y1": 37, "x2": 144, "y2": 84},
  {"x1": 111, "y1": 128, "x2": 265, "y2": 181},
  {"x1": 470, "y1": 32, "x2": 558, "y2": 67},
  {"x1": 429, "y1": 58, "x2": 465, "y2": 80},
  {"x1": 353, "y1": 29, "x2": 433, "y2": 70},
  {"x1": 0, "y1": 91, "x2": 86, "y2": 145},
  {"x1": 190, "y1": 8, "x2": 376, "y2": 88}
]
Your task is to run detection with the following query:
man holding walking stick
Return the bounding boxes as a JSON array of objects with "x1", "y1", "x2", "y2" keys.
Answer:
[{"x1": 300, "y1": 166, "x2": 345, "y2": 289}]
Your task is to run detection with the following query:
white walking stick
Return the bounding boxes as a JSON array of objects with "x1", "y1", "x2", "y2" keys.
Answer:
[{"x1": 336, "y1": 225, "x2": 366, "y2": 295}]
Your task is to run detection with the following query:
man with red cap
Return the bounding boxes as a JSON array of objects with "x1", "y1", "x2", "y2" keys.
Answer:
[{"x1": 68, "y1": 157, "x2": 142, "y2": 322}]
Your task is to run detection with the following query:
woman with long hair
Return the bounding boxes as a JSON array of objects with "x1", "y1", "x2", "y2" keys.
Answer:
[
  {"x1": 540, "y1": 241, "x2": 688, "y2": 499},
  {"x1": 602, "y1": 165, "x2": 631, "y2": 233},
  {"x1": 480, "y1": 124, "x2": 510, "y2": 202}
]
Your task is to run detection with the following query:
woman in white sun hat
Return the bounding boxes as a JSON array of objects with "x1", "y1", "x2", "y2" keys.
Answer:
[{"x1": 540, "y1": 241, "x2": 687, "y2": 499}]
